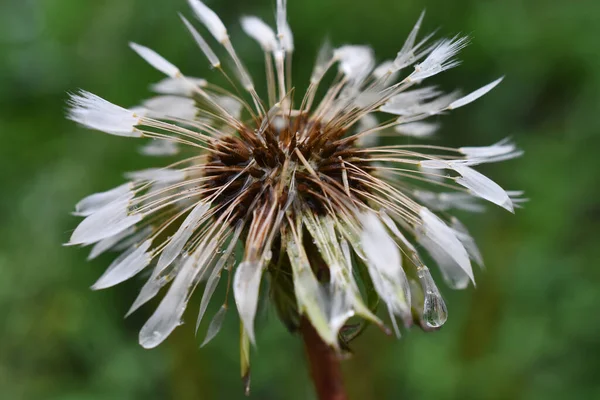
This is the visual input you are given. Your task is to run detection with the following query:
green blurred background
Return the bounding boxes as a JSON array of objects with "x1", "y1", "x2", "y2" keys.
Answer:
[{"x1": 1, "y1": 0, "x2": 600, "y2": 399}]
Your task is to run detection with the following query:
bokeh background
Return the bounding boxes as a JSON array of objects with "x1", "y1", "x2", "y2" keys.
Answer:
[{"x1": 2, "y1": 0, "x2": 600, "y2": 399}]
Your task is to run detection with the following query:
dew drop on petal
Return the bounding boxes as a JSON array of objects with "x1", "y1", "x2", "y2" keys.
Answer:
[{"x1": 418, "y1": 266, "x2": 448, "y2": 328}]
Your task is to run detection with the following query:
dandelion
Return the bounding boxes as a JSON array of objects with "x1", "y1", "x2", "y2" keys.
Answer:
[{"x1": 67, "y1": 0, "x2": 523, "y2": 397}]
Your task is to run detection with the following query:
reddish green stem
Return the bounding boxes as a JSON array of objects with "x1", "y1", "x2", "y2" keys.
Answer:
[{"x1": 300, "y1": 318, "x2": 348, "y2": 400}]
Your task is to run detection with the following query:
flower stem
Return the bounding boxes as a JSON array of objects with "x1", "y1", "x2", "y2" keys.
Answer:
[{"x1": 300, "y1": 318, "x2": 348, "y2": 400}]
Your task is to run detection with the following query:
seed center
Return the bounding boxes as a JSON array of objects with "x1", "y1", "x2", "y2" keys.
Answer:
[{"x1": 204, "y1": 114, "x2": 370, "y2": 217}]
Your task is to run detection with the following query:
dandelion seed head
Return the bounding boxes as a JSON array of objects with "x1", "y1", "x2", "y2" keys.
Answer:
[{"x1": 67, "y1": 0, "x2": 522, "y2": 381}]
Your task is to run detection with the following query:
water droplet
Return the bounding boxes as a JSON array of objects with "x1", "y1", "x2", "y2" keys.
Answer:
[
  {"x1": 418, "y1": 267, "x2": 448, "y2": 328},
  {"x1": 140, "y1": 330, "x2": 163, "y2": 348},
  {"x1": 264, "y1": 250, "x2": 272, "y2": 262}
]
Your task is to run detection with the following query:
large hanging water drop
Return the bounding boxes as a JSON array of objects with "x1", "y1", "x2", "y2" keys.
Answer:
[{"x1": 418, "y1": 266, "x2": 448, "y2": 328}]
